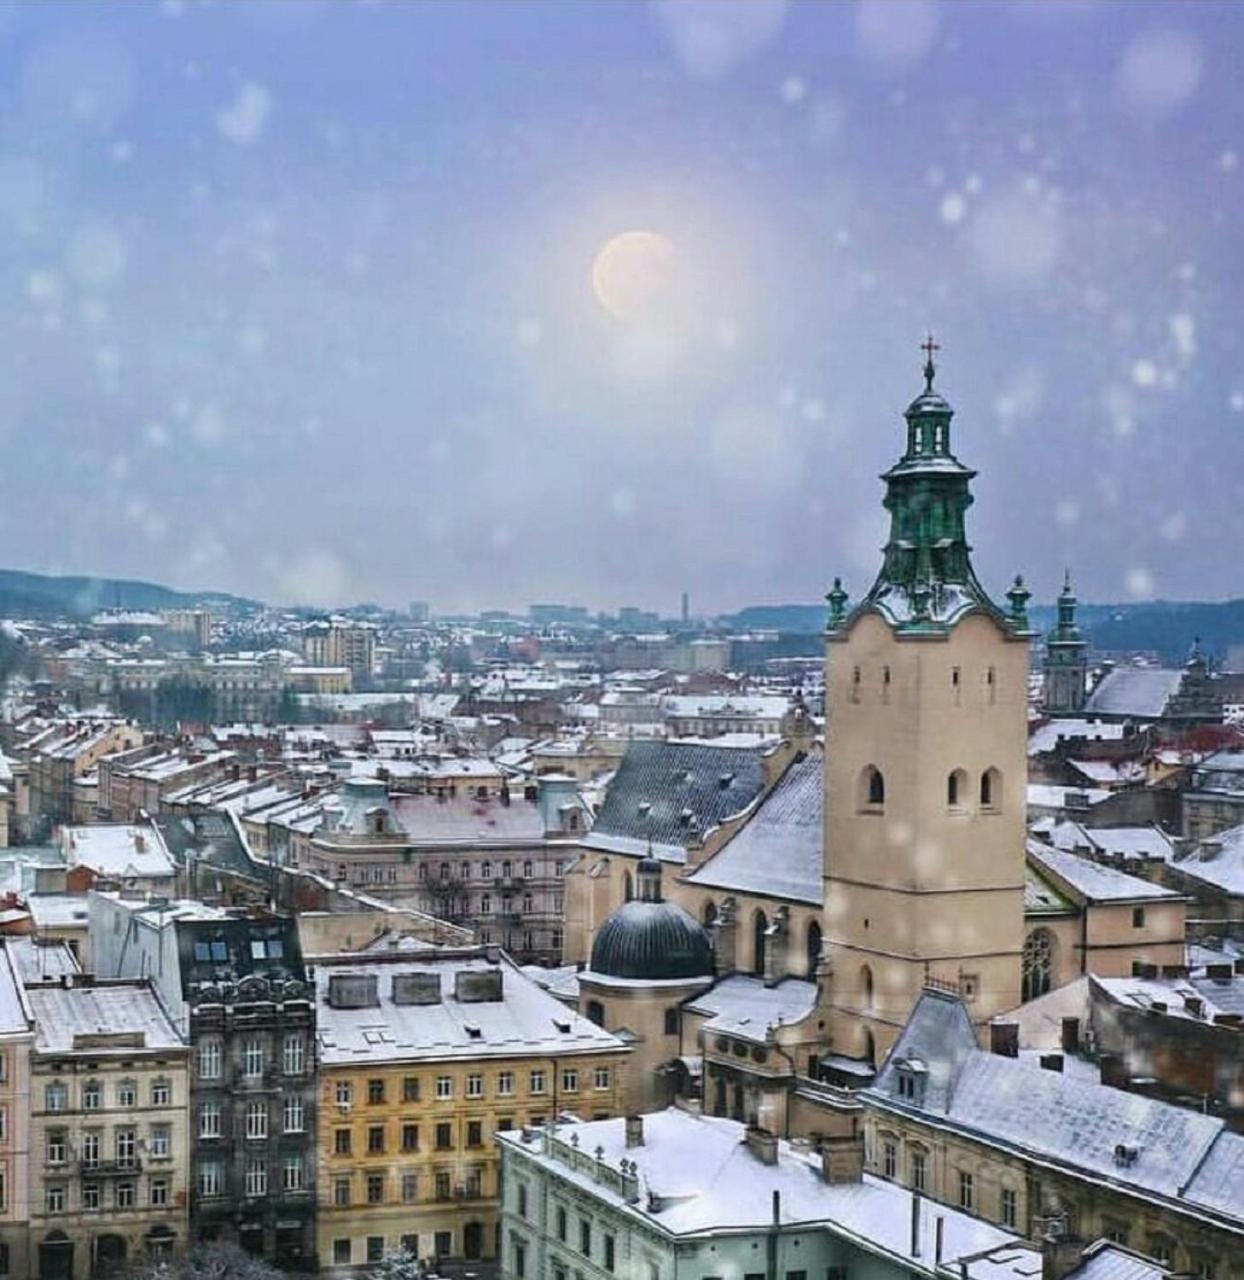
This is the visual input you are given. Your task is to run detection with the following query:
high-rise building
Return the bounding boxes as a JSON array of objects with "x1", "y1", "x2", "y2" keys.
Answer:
[{"x1": 823, "y1": 343, "x2": 1031, "y2": 1065}]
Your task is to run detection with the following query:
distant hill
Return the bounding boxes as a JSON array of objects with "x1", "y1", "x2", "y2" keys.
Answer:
[
  {"x1": 0, "y1": 569, "x2": 258, "y2": 619},
  {"x1": 722, "y1": 598, "x2": 1244, "y2": 665}
]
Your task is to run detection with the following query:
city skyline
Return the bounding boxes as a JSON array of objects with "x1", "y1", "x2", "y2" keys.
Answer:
[{"x1": 0, "y1": 1, "x2": 1241, "y2": 612}]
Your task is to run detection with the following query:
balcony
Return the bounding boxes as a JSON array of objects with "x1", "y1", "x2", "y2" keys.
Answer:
[{"x1": 80, "y1": 1159, "x2": 142, "y2": 1177}]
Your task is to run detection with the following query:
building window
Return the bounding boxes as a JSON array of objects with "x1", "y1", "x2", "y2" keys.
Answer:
[
  {"x1": 333, "y1": 1240, "x2": 351, "y2": 1266},
  {"x1": 83, "y1": 1183, "x2": 100, "y2": 1211},
  {"x1": 498, "y1": 1071, "x2": 514, "y2": 1096},
  {"x1": 436, "y1": 1122, "x2": 453, "y2": 1150},
  {"x1": 1132, "y1": 906, "x2": 1146, "y2": 929},
  {"x1": 664, "y1": 1007, "x2": 679, "y2": 1035},
  {"x1": 150, "y1": 1179, "x2": 169, "y2": 1207},
  {"x1": 556, "y1": 1206, "x2": 567, "y2": 1241},
  {"x1": 82, "y1": 1081, "x2": 101, "y2": 1111},
  {"x1": 333, "y1": 1177, "x2": 350, "y2": 1207},
  {"x1": 283, "y1": 1155, "x2": 304, "y2": 1192},
  {"x1": 947, "y1": 769, "x2": 967, "y2": 808},
  {"x1": 368, "y1": 1078, "x2": 386, "y2": 1105},
  {"x1": 336, "y1": 1080, "x2": 353, "y2": 1106},
  {"x1": 513, "y1": 1239, "x2": 526, "y2": 1279},
  {"x1": 562, "y1": 1069, "x2": 579, "y2": 1093},
  {"x1": 283, "y1": 1094, "x2": 304, "y2": 1133},
  {"x1": 467, "y1": 1073, "x2": 483, "y2": 1098},
  {"x1": 1022, "y1": 929, "x2": 1054, "y2": 1002},
  {"x1": 911, "y1": 1149, "x2": 926, "y2": 1193},
  {"x1": 958, "y1": 1170, "x2": 974, "y2": 1212},
  {"x1": 368, "y1": 1238, "x2": 385, "y2": 1264},
  {"x1": 44, "y1": 1082, "x2": 67, "y2": 1113},
  {"x1": 603, "y1": 1235, "x2": 615, "y2": 1272},
  {"x1": 882, "y1": 1139, "x2": 897, "y2": 1180},
  {"x1": 1001, "y1": 1187, "x2": 1017, "y2": 1229},
  {"x1": 530, "y1": 1069, "x2": 546, "y2": 1095},
  {"x1": 199, "y1": 1041, "x2": 222, "y2": 1080},
  {"x1": 436, "y1": 1075, "x2": 453, "y2": 1100},
  {"x1": 46, "y1": 1130, "x2": 67, "y2": 1165},
  {"x1": 368, "y1": 1125, "x2": 386, "y2": 1155},
  {"x1": 116, "y1": 1181, "x2": 135, "y2": 1209},
  {"x1": 244, "y1": 1039, "x2": 264, "y2": 1077},
  {"x1": 403, "y1": 1076, "x2": 420, "y2": 1102},
  {"x1": 402, "y1": 1123, "x2": 419, "y2": 1152},
  {"x1": 335, "y1": 1129, "x2": 351, "y2": 1156},
  {"x1": 116, "y1": 1128, "x2": 136, "y2": 1166},
  {"x1": 594, "y1": 1066, "x2": 611, "y2": 1090},
  {"x1": 81, "y1": 1133, "x2": 99, "y2": 1168},
  {"x1": 199, "y1": 1102, "x2": 221, "y2": 1139},
  {"x1": 467, "y1": 1120, "x2": 483, "y2": 1148},
  {"x1": 403, "y1": 1172, "x2": 418, "y2": 1203},
  {"x1": 245, "y1": 1101, "x2": 268, "y2": 1140},
  {"x1": 46, "y1": 1185, "x2": 65, "y2": 1213},
  {"x1": 436, "y1": 1171, "x2": 452, "y2": 1200},
  {"x1": 579, "y1": 1219, "x2": 591, "y2": 1255},
  {"x1": 860, "y1": 765, "x2": 885, "y2": 809},
  {"x1": 367, "y1": 1172, "x2": 385, "y2": 1205},
  {"x1": 283, "y1": 1034, "x2": 305, "y2": 1075},
  {"x1": 151, "y1": 1078, "x2": 171, "y2": 1106},
  {"x1": 198, "y1": 1161, "x2": 223, "y2": 1197},
  {"x1": 117, "y1": 1080, "x2": 136, "y2": 1108},
  {"x1": 980, "y1": 767, "x2": 1001, "y2": 810},
  {"x1": 150, "y1": 1126, "x2": 170, "y2": 1159}
]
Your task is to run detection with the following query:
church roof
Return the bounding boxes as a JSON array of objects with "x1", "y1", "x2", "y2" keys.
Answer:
[
  {"x1": 685, "y1": 755, "x2": 823, "y2": 904},
  {"x1": 869, "y1": 990, "x2": 1244, "y2": 1232},
  {"x1": 588, "y1": 898, "x2": 714, "y2": 981},
  {"x1": 582, "y1": 740, "x2": 768, "y2": 863},
  {"x1": 1083, "y1": 666, "x2": 1183, "y2": 719}
]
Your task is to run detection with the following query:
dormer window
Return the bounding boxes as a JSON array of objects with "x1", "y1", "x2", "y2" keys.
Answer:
[{"x1": 894, "y1": 1057, "x2": 927, "y2": 1105}]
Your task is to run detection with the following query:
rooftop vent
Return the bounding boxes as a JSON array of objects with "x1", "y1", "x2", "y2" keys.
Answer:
[
  {"x1": 1113, "y1": 1143, "x2": 1139, "y2": 1168},
  {"x1": 454, "y1": 969, "x2": 503, "y2": 1004},
  {"x1": 718, "y1": 773, "x2": 734, "y2": 789},
  {"x1": 1184, "y1": 995, "x2": 1205, "y2": 1019},
  {"x1": 326, "y1": 973, "x2": 379, "y2": 1009},
  {"x1": 392, "y1": 972, "x2": 441, "y2": 1006}
]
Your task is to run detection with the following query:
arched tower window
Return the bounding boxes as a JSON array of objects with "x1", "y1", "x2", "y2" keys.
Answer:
[
  {"x1": 585, "y1": 999, "x2": 604, "y2": 1027},
  {"x1": 947, "y1": 769, "x2": 968, "y2": 808},
  {"x1": 860, "y1": 963, "x2": 875, "y2": 1011},
  {"x1": 1022, "y1": 929, "x2": 1054, "y2": 1002},
  {"x1": 805, "y1": 920, "x2": 822, "y2": 979},
  {"x1": 981, "y1": 767, "x2": 1002, "y2": 812},
  {"x1": 622, "y1": 871, "x2": 633, "y2": 902},
  {"x1": 752, "y1": 911, "x2": 768, "y2": 975},
  {"x1": 859, "y1": 765, "x2": 885, "y2": 810},
  {"x1": 702, "y1": 901, "x2": 718, "y2": 927}
]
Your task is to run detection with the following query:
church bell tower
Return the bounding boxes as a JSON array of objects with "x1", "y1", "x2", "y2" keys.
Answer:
[
  {"x1": 1043, "y1": 572, "x2": 1088, "y2": 714},
  {"x1": 823, "y1": 340, "x2": 1030, "y2": 1064}
]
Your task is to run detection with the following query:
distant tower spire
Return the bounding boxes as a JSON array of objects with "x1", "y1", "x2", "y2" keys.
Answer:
[{"x1": 921, "y1": 332, "x2": 940, "y2": 393}]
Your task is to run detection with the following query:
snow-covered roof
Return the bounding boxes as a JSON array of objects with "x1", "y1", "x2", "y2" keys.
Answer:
[
  {"x1": 1168, "y1": 822, "x2": 1244, "y2": 896},
  {"x1": 59, "y1": 823, "x2": 176, "y2": 881},
  {"x1": 313, "y1": 951, "x2": 624, "y2": 1065},
  {"x1": 1083, "y1": 666, "x2": 1183, "y2": 719},
  {"x1": 1026, "y1": 841, "x2": 1181, "y2": 905},
  {"x1": 499, "y1": 1110, "x2": 1017, "y2": 1266},
  {"x1": 28, "y1": 981, "x2": 184, "y2": 1054},
  {"x1": 685, "y1": 756, "x2": 822, "y2": 904},
  {"x1": 1047, "y1": 821, "x2": 1175, "y2": 864},
  {"x1": 1028, "y1": 718, "x2": 1127, "y2": 756},
  {"x1": 684, "y1": 974, "x2": 818, "y2": 1043}
]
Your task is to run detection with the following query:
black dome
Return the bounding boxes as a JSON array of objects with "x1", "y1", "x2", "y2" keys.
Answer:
[{"x1": 589, "y1": 899, "x2": 714, "y2": 981}]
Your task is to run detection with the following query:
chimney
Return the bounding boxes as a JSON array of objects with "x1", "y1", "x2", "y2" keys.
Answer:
[
  {"x1": 990, "y1": 1021, "x2": 1019, "y2": 1058},
  {"x1": 624, "y1": 1115, "x2": 644, "y2": 1149},
  {"x1": 1184, "y1": 994, "x2": 1205, "y2": 1019},
  {"x1": 1040, "y1": 1218, "x2": 1085, "y2": 1280},
  {"x1": 1099, "y1": 1053, "x2": 1127, "y2": 1088},
  {"x1": 1206, "y1": 963, "x2": 1233, "y2": 981},
  {"x1": 745, "y1": 1125, "x2": 779, "y2": 1166},
  {"x1": 1060, "y1": 1017, "x2": 1080, "y2": 1053},
  {"x1": 1039, "y1": 1053, "x2": 1064, "y2": 1073},
  {"x1": 910, "y1": 1192, "x2": 922, "y2": 1258},
  {"x1": 1235, "y1": 957, "x2": 1244, "y2": 977},
  {"x1": 820, "y1": 1120, "x2": 864, "y2": 1185}
]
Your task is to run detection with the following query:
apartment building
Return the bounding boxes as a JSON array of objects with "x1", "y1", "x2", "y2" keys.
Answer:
[
  {"x1": 26, "y1": 979, "x2": 189, "y2": 1280},
  {"x1": 0, "y1": 943, "x2": 34, "y2": 1279},
  {"x1": 312, "y1": 948, "x2": 628, "y2": 1273}
]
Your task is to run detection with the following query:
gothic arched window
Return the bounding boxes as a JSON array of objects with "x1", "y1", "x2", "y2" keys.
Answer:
[
  {"x1": 859, "y1": 765, "x2": 885, "y2": 810},
  {"x1": 947, "y1": 768, "x2": 968, "y2": 808},
  {"x1": 981, "y1": 767, "x2": 1002, "y2": 812},
  {"x1": 702, "y1": 901, "x2": 718, "y2": 927},
  {"x1": 1022, "y1": 929, "x2": 1054, "y2": 1002},
  {"x1": 860, "y1": 963, "x2": 875, "y2": 1011},
  {"x1": 753, "y1": 911, "x2": 768, "y2": 975}
]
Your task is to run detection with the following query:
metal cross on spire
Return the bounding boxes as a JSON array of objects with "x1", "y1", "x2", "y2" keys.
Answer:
[{"x1": 921, "y1": 332, "x2": 940, "y2": 392}]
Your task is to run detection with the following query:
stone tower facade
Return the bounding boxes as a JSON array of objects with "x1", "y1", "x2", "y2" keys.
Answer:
[
  {"x1": 823, "y1": 345, "x2": 1030, "y2": 1065},
  {"x1": 1043, "y1": 572, "x2": 1088, "y2": 714}
]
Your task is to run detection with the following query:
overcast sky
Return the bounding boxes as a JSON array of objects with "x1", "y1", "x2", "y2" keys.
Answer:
[{"x1": 2, "y1": 0, "x2": 1242, "y2": 614}]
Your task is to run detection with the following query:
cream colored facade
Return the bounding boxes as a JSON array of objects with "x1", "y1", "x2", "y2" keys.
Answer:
[
  {"x1": 27, "y1": 981, "x2": 189, "y2": 1280},
  {"x1": 0, "y1": 946, "x2": 33, "y2": 1279},
  {"x1": 825, "y1": 611, "x2": 1029, "y2": 1063}
]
